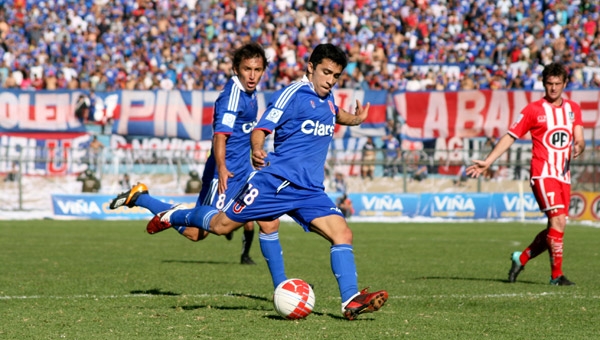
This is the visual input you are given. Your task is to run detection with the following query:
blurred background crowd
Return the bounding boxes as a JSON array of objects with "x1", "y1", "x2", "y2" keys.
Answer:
[{"x1": 1, "y1": 0, "x2": 600, "y2": 93}]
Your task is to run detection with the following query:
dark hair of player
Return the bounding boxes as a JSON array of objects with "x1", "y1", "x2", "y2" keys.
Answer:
[
  {"x1": 308, "y1": 43, "x2": 348, "y2": 70},
  {"x1": 542, "y1": 62, "x2": 568, "y2": 84},
  {"x1": 232, "y1": 42, "x2": 268, "y2": 73}
]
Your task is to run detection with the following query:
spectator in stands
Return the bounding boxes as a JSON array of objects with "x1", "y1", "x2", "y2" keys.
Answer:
[
  {"x1": 382, "y1": 133, "x2": 401, "y2": 178},
  {"x1": 77, "y1": 169, "x2": 101, "y2": 193},
  {"x1": 87, "y1": 135, "x2": 104, "y2": 172},
  {"x1": 4, "y1": 161, "x2": 19, "y2": 182},
  {"x1": 336, "y1": 193, "x2": 354, "y2": 218},
  {"x1": 508, "y1": 70, "x2": 525, "y2": 89},
  {"x1": 185, "y1": 170, "x2": 202, "y2": 194},
  {"x1": 0, "y1": 60, "x2": 8, "y2": 87},
  {"x1": 332, "y1": 172, "x2": 348, "y2": 193},
  {"x1": 119, "y1": 173, "x2": 131, "y2": 191},
  {"x1": 2, "y1": 1, "x2": 599, "y2": 93},
  {"x1": 361, "y1": 137, "x2": 377, "y2": 180},
  {"x1": 20, "y1": 69, "x2": 32, "y2": 90},
  {"x1": 403, "y1": 146, "x2": 429, "y2": 181},
  {"x1": 45, "y1": 70, "x2": 58, "y2": 90},
  {"x1": 75, "y1": 94, "x2": 89, "y2": 124},
  {"x1": 453, "y1": 164, "x2": 469, "y2": 187},
  {"x1": 460, "y1": 74, "x2": 477, "y2": 90},
  {"x1": 412, "y1": 164, "x2": 429, "y2": 182}
]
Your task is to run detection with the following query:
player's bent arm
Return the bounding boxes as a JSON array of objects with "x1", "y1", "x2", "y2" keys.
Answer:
[
  {"x1": 336, "y1": 100, "x2": 370, "y2": 126},
  {"x1": 251, "y1": 128, "x2": 269, "y2": 168},
  {"x1": 213, "y1": 133, "x2": 229, "y2": 173},
  {"x1": 214, "y1": 133, "x2": 232, "y2": 193},
  {"x1": 467, "y1": 133, "x2": 517, "y2": 177},
  {"x1": 573, "y1": 125, "x2": 585, "y2": 159},
  {"x1": 483, "y1": 133, "x2": 517, "y2": 165}
]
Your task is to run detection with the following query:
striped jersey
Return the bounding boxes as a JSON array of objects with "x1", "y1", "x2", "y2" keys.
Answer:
[
  {"x1": 255, "y1": 77, "x2": 338, "y2": 190},
  {"x1": 202, "y1": 76, "x2": 257, "y2": 185},
  {"x1": 508, "y1": 97, "x2": 583, "y2": 183}
]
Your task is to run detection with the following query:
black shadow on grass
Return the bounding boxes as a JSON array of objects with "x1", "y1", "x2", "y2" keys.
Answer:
[
  {"x1": 130, "y1": 288, "x2": 181, "y2": 296},
  {"x1": 179, "y1": 304, "x2": 268, "y2": 312},
  {"x1": 263, "y1": 310, "x2": 327, "y2": 320},
  {"x1": 224, "y1": 295, "x2": 370, "y2": 321},
  {"x1": 416, "y1": 276, "x2": 540, "y2": 284},
  {"x1": 162, "y1": 259, "x2": 233, "y2": 265},
  {"x1": 177, "y1": 293, "x2": 331, "y2": 319},
  {"x1": 229, "y1": 293, "x2": 271, "y2": 302},
  {"x1": 320, "y1": 312, "x2": 376, "y2": 321}
]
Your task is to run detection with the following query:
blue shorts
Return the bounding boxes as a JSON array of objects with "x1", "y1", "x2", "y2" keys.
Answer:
[
  {"x1": 196, "y1": 175, "x2": 249, "y2": 210},
  {"x1": 223, "y1": 171, "x2": 344, "y2": 231}
]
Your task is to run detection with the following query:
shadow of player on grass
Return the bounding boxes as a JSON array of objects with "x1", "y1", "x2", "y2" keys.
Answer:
[{"x1": 416, "y1": 276, "x2": 540, "y2": 285}]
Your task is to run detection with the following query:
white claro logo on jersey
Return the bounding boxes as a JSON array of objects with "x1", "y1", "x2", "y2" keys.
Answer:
[
  {"x1": 242, "y1": 121, "x2": 257, "y2": 133},
  {"x1": 301, "y1": 120, "x2": 334, "y2": 136},
  {"x1": 544, "y1": 127, "x2": 571, "y2": 151}
]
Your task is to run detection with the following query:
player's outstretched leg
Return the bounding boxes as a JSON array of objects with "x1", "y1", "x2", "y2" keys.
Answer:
[
  {"x1": 146, "y1": 205, "x2": 187, "y2": 234},
  {"x1": 109, "y1": 183, "x2": 148, "y2": 209},
  {"x1": 147, "y1": 204, "x2": 222, "y2": 235}
]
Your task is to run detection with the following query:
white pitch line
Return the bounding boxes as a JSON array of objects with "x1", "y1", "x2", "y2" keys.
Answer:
[
  {"x1": 394, "y1": 292, "x2": 600, "y2": 299},
  {"x1": 1, "y1": 292, "x2": 598, "y2": 301}
]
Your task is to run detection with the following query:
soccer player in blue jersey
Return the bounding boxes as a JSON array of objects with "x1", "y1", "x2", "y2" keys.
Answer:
[
  {"x1": 109, "y1": 42, "x2": 276, "y2": 265},
  {"x1": 144, "y1": 43, "x2": 388, "y2": 320}
]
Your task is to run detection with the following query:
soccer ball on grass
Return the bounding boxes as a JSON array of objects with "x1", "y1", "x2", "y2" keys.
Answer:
[{"x1": 273, "y1": 278, "x2": 315, "y2": 319}]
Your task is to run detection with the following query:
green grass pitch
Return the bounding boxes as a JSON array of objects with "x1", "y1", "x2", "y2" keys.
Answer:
[{"x1": 0, "y1": 219, "x2": 599, "y2": 339}]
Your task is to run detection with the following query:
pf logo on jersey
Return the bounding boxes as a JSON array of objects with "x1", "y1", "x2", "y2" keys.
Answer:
[{"x1": 544, "y1": 127, "x2": 571, "y2": 150}]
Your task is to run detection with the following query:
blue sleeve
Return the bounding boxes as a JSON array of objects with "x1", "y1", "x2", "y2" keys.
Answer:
[
  {"x1": 256, "y1": 82, "x2": 304, "y2": 132},
  {"x1": 213, "y1": 84, "x2": 242, "y2": 134}
]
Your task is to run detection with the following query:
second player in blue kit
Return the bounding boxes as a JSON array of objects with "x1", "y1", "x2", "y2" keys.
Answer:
[{"x1": 109, "y1": 43, "x2": 276, "y2": 264}]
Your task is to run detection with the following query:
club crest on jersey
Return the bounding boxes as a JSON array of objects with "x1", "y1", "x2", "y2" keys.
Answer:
[
  {"x1": 232, "y1": 201, "x2": 246, "y2": 214},
  {"x1": 232, "y1": 192, "x2": 248, "y2": 214},
  {"x1": 544, "y1": 127, "x2": 571, "y2": 151},
  {"x1": 310, "y1": 100, "x2": 316, "y2": 109},
  {"x1": 328, "y1": 100, "x2": 336, "y2": 115},
  {"x1": 568, "y1": 111, "x2": 574, "y2": 121}
]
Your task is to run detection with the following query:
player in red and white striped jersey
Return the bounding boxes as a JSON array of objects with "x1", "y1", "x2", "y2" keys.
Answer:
[{"x1": 466, "y1": 62, "x2": 585, "y2": 285}]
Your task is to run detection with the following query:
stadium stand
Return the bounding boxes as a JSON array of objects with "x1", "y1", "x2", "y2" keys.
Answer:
[{"x1": 1, "y1": 0, "x2": 599, "y2": 96}]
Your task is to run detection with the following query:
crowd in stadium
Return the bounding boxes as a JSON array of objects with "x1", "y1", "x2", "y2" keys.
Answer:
[{"x1": 1, "y1": 0, "x2": 600, "y2": 93}]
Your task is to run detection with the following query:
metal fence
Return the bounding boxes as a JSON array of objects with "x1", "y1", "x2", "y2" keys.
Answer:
[{"x1": 2, "y1": 144, "x2": 598, "y2": 212}]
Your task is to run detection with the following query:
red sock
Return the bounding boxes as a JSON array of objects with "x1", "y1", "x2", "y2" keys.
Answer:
[
  {"x1": 547, "y1": 228, "x2": 564, "y2": 279},
  {"x1": 520, "y1": 229, "x2": 549, "y2": 266}
]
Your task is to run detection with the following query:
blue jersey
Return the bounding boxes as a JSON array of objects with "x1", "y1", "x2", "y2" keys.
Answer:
[
  {"x1": 200, "y1": 76, "x2": 257, "y2": 204},
  {"x1": 255, "y1": 78, "x2": 338, "y2": 190}
]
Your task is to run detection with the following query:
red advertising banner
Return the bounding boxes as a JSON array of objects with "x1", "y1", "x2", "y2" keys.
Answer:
[{"x1": 392, "y1": 90, "x2": 600, "y2": 140}]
